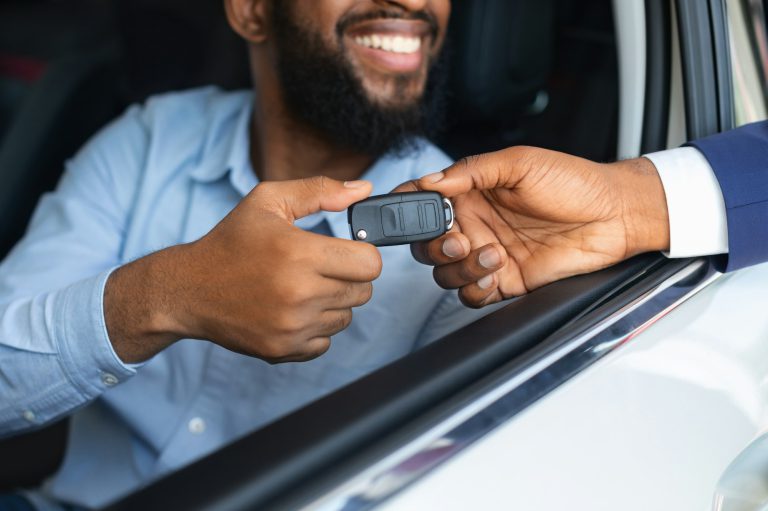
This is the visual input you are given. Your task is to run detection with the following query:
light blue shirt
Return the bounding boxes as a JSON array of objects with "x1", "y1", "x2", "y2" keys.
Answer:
[{"x1": 0, "y1": 88, "x2": 489, "y2": 508}]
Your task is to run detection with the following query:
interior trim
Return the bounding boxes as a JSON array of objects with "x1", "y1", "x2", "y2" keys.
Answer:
[
  {"x1": 675, "y1": 0, "x2": 720, "y2": 138},
  {"x1": 709, "y1": 0, "x2": 735, "y2": 130},
  {"x1": 641, "y1": 0, "x2": 672, "y2": 153}
]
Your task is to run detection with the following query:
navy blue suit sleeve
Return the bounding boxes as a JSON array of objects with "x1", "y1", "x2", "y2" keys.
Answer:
[{"x1": 686, "y1": 121, "x2": 768, "y2": 272}]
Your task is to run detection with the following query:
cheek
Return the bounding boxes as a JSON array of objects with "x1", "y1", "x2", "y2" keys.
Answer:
[
  {"x1": 289, "y1": 0, "x2": 343, "y2": 43},
  {"x1": 432, "y1": 0, "x2": 451, "y2": 32}
]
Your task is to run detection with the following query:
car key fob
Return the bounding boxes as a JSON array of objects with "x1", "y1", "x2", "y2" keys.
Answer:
[{"x1": 347, "y1": 191, "x2": 454, "y2": 246}]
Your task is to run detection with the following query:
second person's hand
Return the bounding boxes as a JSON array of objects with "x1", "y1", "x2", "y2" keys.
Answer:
[{"x1": 394, "y1": 146, "x2": 670, "y2": 307}]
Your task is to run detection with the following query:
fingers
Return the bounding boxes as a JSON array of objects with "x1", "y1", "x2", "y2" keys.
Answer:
[
  {"x1": 413, "y1": 147, "x2": 531, "y2": 198},
  {"x1": 316, "y1": 236, "x2": 383, "y2": 282},
  {"x1": 432, "y1": 243, "x2": 507, "y2": 289},
  {"x1": 390, "y1": 179, "x2": 419, "y2": 193},
  {"x1": 411, "y1": 231, "x2": 470, "y2": 266},
  {"x1": 458, "y1": 276, "x2": 505, "y2": 309},
  {"x1": 321, "y1": 281, "x2": 373, "y2": 309},
  {"x1": 270, "y1": 337, "x2": 332, "y2": 363},
  {"x1": 250, "y1": 176, "x2": 373, "y2": 221}
]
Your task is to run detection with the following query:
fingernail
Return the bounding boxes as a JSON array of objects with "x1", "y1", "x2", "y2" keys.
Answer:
[
  {"x1": 478, "y1": 275, "x2": 494, "y2": 289},
  {"x1": 442, "y1": 238, "x2": 464, "y2": 258},
  {"x1": 422, "y1": 172, "x2": 444, "y2": 183},
  {"x1": 479, "y1": 247, "x2": 501, "y2": 269},
  {"x1": 344, "y1": 180, "x2": 368, "y2": 189}
]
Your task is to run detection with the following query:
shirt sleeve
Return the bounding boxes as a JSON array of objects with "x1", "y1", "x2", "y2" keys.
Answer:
[
  {"x1": 0, "y1": 106, "x2": 148, "y2": 436},
  {"x1": 644, "y1": 146, "x2": 729, "y2": 258},
  {"x1": 414, "y1": 291, "x2": 508, "y2": 349}
]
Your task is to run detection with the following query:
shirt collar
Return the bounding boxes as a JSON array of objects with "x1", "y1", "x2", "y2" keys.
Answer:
[
  {"x1": 189, "y1": 94, "x2": 430, "y2": 237},
  {"x1": 189, "y1": 95, "x2": 257, "y2": 197}
]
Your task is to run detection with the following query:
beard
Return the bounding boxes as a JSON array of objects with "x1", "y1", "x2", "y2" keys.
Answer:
[{"x1": 269, "y1": 6, "x2": 448, "y2": 159}]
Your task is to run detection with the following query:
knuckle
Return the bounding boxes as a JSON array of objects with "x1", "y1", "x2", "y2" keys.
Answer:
[
  {"x1": 308, "y1": 338, "x2": 332, "y2": 359},
  {"x1": 329, "y1": 310, "x2": 353, "y2": 332},
  {"x1": 274, "y1": 311, "x2": 304, "y2": 334},
  {"x1": 280, "y1": 285, "x2": 302, "y2": 306},
  {"x1": 306, "y1": 175, "x2": 328, "y2": 195},
  {"x1": 260, "y1": 339, "x2": 290, "y2": 362},
  {"x1": 250, "y1": 182, "x2": 274, "y2": 201}
]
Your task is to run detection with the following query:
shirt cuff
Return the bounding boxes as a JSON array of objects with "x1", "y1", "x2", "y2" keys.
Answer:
[
  {"x1": 644, "y1": 147, "x2": 729, "y2": 258},
  {"x1": 53, "y1": 268, "x2": 137, "y2": 399}
]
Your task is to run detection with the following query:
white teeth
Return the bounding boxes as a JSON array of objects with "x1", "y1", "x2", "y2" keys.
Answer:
[{"x1": 353, "y1": 34, "x2": 422, "y2": 54}]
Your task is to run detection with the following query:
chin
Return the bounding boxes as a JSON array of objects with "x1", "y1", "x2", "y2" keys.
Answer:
[{"x1": 361, "y1": 77, "x2": 426, "y2": 109}]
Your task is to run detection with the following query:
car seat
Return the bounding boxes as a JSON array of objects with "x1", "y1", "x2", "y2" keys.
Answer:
[{"x1": 438, "y1": 0, "x2": 555, "y2": 158}]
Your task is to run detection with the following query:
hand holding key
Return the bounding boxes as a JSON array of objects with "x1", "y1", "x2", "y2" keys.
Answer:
[
  {"x1": 393, "y1": 146, "x2": 670, "y2": 307},
  {"x1": 105, "y1": 176, "x2": 382, "y2": 364}
]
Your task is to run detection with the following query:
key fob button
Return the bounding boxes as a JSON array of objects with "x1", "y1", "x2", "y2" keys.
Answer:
[
  {"x1": 381, "y1": 204, "x2": 400, "y2": 236},
  {"x1": 421, "y1": 201, "x2": 439, "y2": 232},
  {"x1": 400, "y1": 201, "x2": 422, "y2": 235}
]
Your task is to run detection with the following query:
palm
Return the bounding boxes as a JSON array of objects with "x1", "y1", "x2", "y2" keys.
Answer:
[{"x1": 451, "y1": 169, "x2": 629, "y2": 295}]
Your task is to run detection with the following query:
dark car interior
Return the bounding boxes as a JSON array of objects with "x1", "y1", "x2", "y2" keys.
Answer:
[{"x1": 0, "y1": 0, "x2": 626, "y2": 505}]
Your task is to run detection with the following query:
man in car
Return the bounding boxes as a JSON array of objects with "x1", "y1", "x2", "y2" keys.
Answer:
[{"x1": 0, "y1": 0, "x2": 487, "y2": 508}]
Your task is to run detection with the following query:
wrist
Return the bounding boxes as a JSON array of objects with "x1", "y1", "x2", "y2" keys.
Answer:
[
  {"x1": 613, "y1": 157, "x2": 671, "y2": 255},
  {"x1": 104, "y1": 245, "x2": 190, "y2": 363}
]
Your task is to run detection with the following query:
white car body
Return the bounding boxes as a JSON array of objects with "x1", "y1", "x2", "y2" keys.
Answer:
[{"x1": 383, "y1": 262, "x2": 768, "y2": 510}]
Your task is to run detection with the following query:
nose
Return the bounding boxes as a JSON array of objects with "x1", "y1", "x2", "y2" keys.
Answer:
[{"x1": 375, "y1": 0, "x2": 429, "y2": 11}]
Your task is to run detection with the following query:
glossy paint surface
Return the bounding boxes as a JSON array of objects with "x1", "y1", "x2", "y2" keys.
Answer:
[{"x1": 382, "y1": 262, "x2": 768, "y2": 510}]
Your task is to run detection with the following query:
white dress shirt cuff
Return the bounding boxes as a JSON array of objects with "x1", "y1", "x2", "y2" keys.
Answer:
[{"x1": 644, "y1": 147, "x2": 729, "y2": 257}]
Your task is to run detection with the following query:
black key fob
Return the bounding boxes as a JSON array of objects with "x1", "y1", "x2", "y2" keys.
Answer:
[{"x1": 347, "y1": 192, "x2": 454, "y2": 246}]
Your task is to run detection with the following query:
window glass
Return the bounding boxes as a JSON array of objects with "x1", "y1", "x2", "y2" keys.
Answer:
[{"x1": 727, "y1": 0, "x2": 768, "y2": 124}]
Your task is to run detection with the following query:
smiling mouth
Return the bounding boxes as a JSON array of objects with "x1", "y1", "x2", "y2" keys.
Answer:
[
  {"x1": 344, "y1": 18, "x2": 432, "y2": 75},
  {"x1": 352, "y1": 34, "x2": 422, "y2": 54}
]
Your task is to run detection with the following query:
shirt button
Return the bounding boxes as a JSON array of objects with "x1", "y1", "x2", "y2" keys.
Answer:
[
  {"x1": 101, "y1": 372, "x2": 119, "y2": 387},
  {"x1": 22, "y1": 410, "x2": 36, "y2": 422},
  {"x1": 188, "y1": 417, "x2": 206, "y2": 434}
]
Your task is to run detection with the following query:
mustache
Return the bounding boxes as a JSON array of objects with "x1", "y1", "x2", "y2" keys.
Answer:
[{"x1": 336, "y1": 9, "x2": 440, "y2": 41}]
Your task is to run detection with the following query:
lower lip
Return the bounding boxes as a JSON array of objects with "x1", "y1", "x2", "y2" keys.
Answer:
[{"x1": 348, "y1": 40, "x2": 424, "y2": 73}]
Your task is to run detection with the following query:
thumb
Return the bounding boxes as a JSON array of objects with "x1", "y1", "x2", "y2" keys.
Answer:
[
  {"x1": 414, "y1": 147, "x2": 530, "y2": 198},
  {"x1": 254, "y1": 176, "x2": 373, "y2": 221}
]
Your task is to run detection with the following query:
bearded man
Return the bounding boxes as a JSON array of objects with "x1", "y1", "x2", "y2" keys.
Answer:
[{"x1": 0, "y1": 0, "x2": 498, "y2": 508}]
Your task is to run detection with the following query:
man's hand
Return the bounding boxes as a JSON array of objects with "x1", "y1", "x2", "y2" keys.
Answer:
[
  {"x1": 105, "y1": 177, "x2": 381, "y2": 363},
  {"x1": 395, "y1": 146, "x2": 670, "y2": 307}
]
